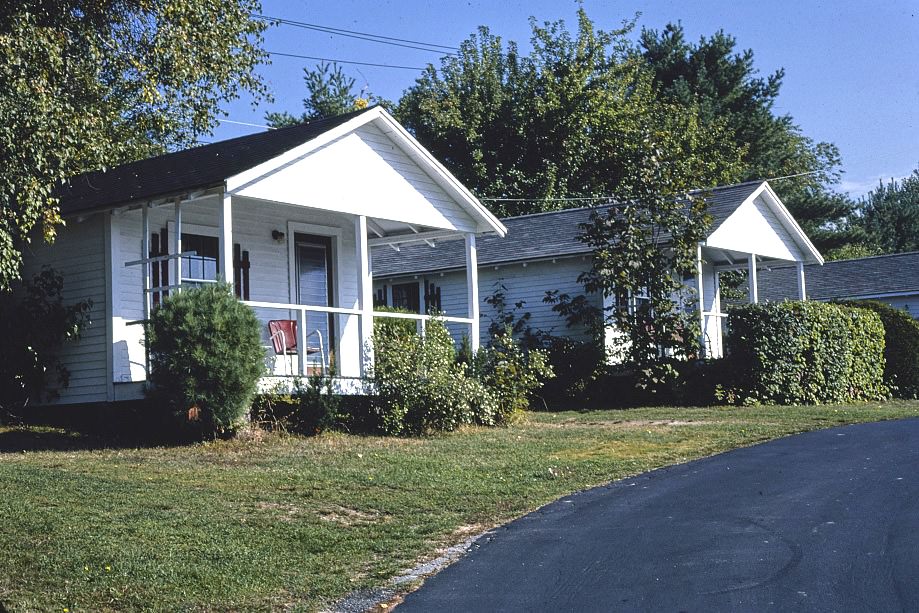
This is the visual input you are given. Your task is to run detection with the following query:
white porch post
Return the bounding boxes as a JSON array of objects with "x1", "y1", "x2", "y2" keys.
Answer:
[
  {"x1": 355, "y1": 216, "x2": 374, "y2": 376},
  {"x1": 297, "y1": 309, "x2": 308, "y2": 377},
  {"x1": 714, "y1": 271, "x2": 723, "y2": 358},
  {"x1": 696, "y1": 244, "x2": 706, "y2": 358},
  {"x1": 747, "y1": 253, "x2": 758, "y2": 304},
  {"x1": 173, "y1": 197, "x2": 182, "y2": 290},
  {"x1": 219, "y1": 189, "x2": 234, "y2": 285},
  {"x1": 465, "y1": 233, "x2": 480, "y2": 352},
  {"x1": 142, "y1": 202, "x2": 150, "y2": 321},
  {"x1": 796, "y1": 261, "x2": 807, "y2": 300}
]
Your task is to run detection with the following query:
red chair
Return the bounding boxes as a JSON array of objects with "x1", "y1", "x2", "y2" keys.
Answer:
[{"x1": 268, "y1": 319, "x2": 297, "y2": 355}]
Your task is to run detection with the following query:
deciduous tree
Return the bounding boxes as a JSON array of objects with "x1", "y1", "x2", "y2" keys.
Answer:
[
  {"x1": 578, "y1": 110, "x2": 719, "y2": 390},
  {"x1": 0, "y1": 1, "x2": 269, "y2": 289},
  {"x1": 396, "y1": 10, "x2": 742, "y2": 217},
  {"x1": 638, "y1": 23, "x2": 859, "y2": 252}
]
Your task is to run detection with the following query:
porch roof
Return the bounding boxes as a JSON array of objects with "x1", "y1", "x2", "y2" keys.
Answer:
[{"x1": 56, "y1": 108, "x2": 376, "y2": 216}]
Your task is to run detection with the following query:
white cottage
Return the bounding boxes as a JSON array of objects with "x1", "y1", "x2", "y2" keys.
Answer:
[
  {"x1": 24, "y1": 106, "x2": 506, "y2": 405},
  {"x1": 372, "y1": 180, "x2": 823, "y2": 358}
]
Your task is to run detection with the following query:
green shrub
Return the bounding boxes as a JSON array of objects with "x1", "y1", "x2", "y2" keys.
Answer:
[
  {"x1": 473, "y1": 325, "x2": 554, "y2": 421},
  {"x1": 724, "y1": 301, "x2": 888, "y2": 405},
  {"x1": 0, "y1": 267, "x2": 92, "y2": 415},
  {"x1": 840, "y1": 301, "x2": 919, "y2": 399},
  {"x1": 146, "y1": 283, "x2": 264, "y2": 437},
  {"x1": 373, "y1": 305, "x2": 417, "y2": 337},
  {"x1": 371, "y1": 315, "x2": 497, "y2": 435}
]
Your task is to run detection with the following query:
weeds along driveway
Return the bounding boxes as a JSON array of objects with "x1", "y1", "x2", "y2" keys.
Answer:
[{"x1": 398, "y1": 417, "x2": 919, "y2": 612}]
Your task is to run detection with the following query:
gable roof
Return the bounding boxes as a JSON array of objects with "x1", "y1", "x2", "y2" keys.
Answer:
[
  {"x1": 55, "y1": 107, "x2": 506, "y2": 236},
  {"x1": 57, "y1": 107, "x2": 376, "y2": 216},
  {"x1": 372, "y1": 180, "x2": 788, "y2": 278},
  {"x1": 759, "y1": 252, "x2": 919, "y2": 302}
]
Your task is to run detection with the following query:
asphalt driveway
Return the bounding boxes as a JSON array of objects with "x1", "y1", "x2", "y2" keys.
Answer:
[{"x1": 398, "y1": 418, "x2": 919, "y2": 612}]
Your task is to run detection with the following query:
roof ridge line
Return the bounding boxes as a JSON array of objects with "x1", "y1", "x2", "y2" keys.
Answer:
[
  {"x1": 820, "y1": 250, "x2": 919, "y2": 264},
  {"x1": 63, "y1": 106, "x2": 378, "y2": 181},
  {"x1": 496, "y1": 180, "x2": 769, "y2": 222}
]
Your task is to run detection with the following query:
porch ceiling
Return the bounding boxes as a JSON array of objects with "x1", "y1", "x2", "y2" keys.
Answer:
[{"x1": 702, "y1": 245, "x2": 798, "y2": 268}]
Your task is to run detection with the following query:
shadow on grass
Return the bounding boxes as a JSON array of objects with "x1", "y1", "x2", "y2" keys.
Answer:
[
  {"x1": 0, "y1": 400, "x2": 197, "y2": 453},
  {"x1": 0, "y1": 427, "x2": 106, "y2": 453}
]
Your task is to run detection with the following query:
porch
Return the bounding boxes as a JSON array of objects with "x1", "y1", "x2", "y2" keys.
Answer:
[{"x1": 114, "y1": 190, "x2": 485, "y2": 390}]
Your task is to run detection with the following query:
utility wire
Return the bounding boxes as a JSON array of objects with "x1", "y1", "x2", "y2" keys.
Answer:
[
  {"x1": 267, "y1": 50, "x2": 428, "y2": 71},
  {"x1": 220, "y1": 119, "x2": 276, "y2": 130},
  {"x1": 254, "y1": 14, "x2": 458, "y2": 54}
]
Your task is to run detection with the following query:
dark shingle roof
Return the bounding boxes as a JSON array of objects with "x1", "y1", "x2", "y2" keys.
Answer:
[
  {"x1": 372, "y1": 181, "x2": 764, "y2": 278},
  {"x1": 759, "y1": 252, "x2": 919, "y2": 301},
  {"x1": 56, "y1": 107, "x2": 376, "y2": 216}
]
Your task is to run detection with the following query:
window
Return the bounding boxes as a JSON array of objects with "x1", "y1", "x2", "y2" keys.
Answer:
[
  {"x1": 613, "y1": 286, "x2": 651, "y2": 316},
  {"x1": 392, "y1": 282, "x2": 420, "y2": 313},
  {"x1": 181, "y1": 233, "x2": 219, "y2": 286}
]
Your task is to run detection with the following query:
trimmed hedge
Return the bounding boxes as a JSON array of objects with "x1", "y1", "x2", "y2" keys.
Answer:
[
  {"x1": 839, "y1": 301, "x2": 919, "y2": 399},
  {"x1": 724, "y1": 301, "x2": 888, "y2": 405}
]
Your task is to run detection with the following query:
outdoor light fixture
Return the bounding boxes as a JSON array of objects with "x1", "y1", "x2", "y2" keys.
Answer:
[{"x1": 271, "y1": 230, "x2": 285, "y2": 242}]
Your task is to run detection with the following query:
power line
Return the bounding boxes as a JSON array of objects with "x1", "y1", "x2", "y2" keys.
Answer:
[
  {"x1": 267, "y1": 50, "x2": 428, "y2": 71},
  {"x1": 766, "y1": 170, "x2": 823, "y2": 182},
  {"x1": 220, "y1": 119, "x2": 276, "y2": 130},
  {"x1": 254, "y1": 14, "x2": 458, "y2": 54}
]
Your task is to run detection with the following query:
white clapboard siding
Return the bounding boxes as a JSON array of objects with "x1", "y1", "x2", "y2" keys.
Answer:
[
  {"x1": 374, "y1": 256, "x2": 600, "y2": 346},
  {"x1": 233, "y1": 124, "x2": 478, "y2": 233},
  {"x1": 877, "y1": 296, "x2": 919, "y2": 320},
  {"x1": 114, "y1": 197, "x2": 364, "y2": 381},
  {"x1": 20, "y1": 213, "x2": 108, "y2": 404},
  {"x1": 707, "y1": 195, "x2": 804, "y2": 261}
]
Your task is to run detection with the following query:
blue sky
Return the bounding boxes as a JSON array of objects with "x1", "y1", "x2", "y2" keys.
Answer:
[{"x1": 216, "y1": 0, "x2": 919, "y2": 198}]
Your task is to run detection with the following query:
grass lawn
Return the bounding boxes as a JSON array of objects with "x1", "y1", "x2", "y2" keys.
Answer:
[{"x1": 2, "y1": 400, "x2": 919, "y2": 611}]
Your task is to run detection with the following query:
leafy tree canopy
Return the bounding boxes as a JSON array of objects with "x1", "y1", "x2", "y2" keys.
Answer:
[
  {"x1": 0, "y1": 1, "x2": 269, "y2": 289},
  {"x1": 265, "y1": 62, "x2": 377, "y2": 128},
  {"x1": 395, "y1": 10, "x2": 742, "y2": 217},
  {"x1": 638, "y1": 23, "x2": 860, "y2": 252}
]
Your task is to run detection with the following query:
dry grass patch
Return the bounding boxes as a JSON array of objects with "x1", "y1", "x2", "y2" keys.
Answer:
[{"x1": 320, "y1": 505, "x2": 390, "y2": 527}]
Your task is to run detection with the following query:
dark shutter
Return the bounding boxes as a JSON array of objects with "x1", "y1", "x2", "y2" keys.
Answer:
[
  {"x1": 424, "y1": 280, "x2": 442, "y2": 313},
  {"x1": 233, "y1": 243, "x2": 250, "y2": 300}
]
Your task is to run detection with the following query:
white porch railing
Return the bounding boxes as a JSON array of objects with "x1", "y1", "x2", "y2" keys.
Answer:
[{"x1": 243, "y1": 300, "x2": 477, "y2": 379}]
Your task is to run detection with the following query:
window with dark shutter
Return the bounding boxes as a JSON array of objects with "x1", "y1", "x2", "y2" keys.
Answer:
[{"x1": 392, "y1": 282, "x2": 420, "y2": 313}]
